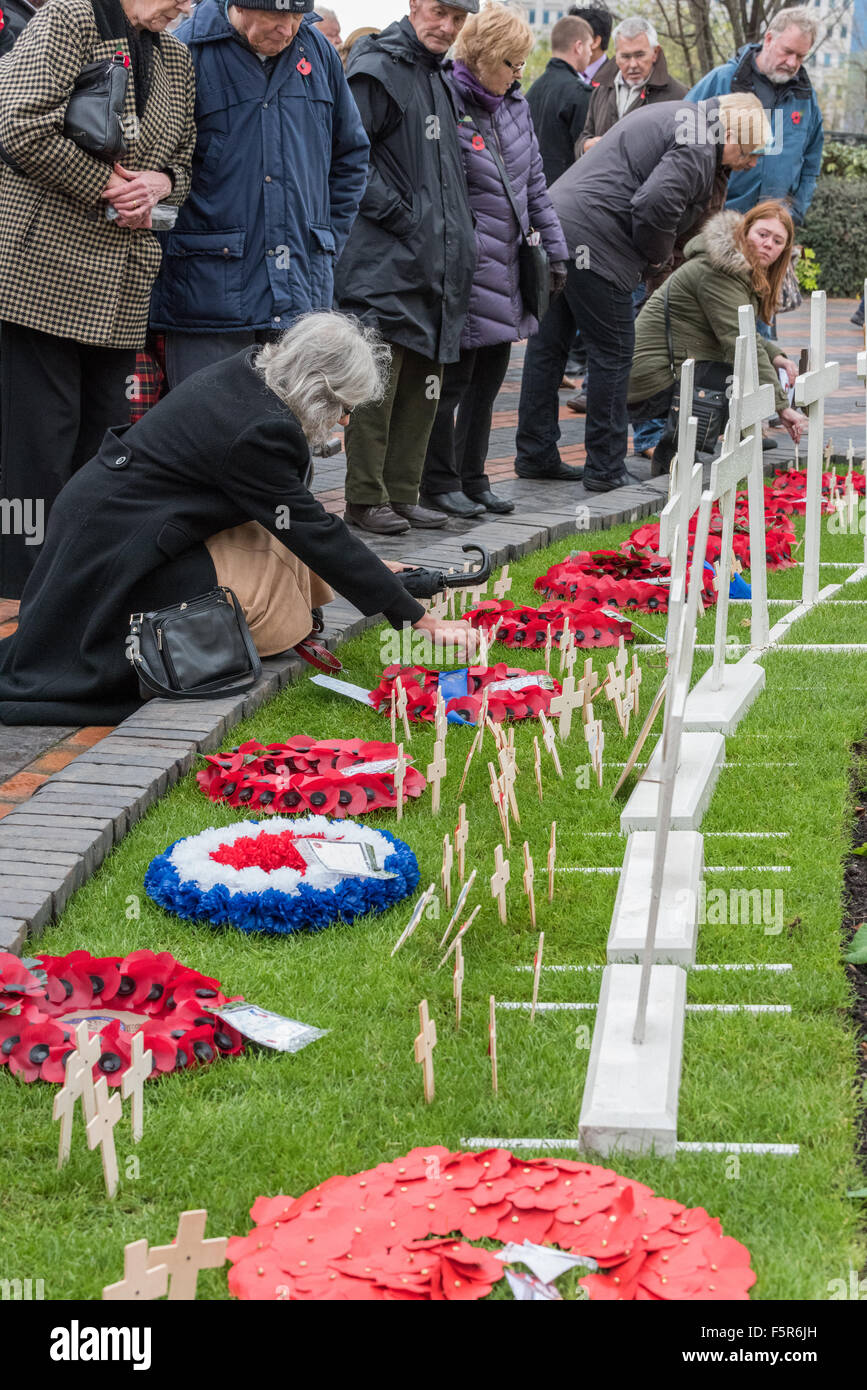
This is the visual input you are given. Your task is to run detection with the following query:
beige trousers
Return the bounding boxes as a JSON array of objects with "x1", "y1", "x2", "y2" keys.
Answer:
[{"x1": 206, "y1": 522, "x2": 333, "y2": 658}]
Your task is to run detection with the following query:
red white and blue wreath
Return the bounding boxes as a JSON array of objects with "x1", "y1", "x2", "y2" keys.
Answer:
[{"x1": 145, "y1": 816, "x2": 420, "y2": 936}]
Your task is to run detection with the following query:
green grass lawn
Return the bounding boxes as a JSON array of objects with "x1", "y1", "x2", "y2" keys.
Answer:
[{"x1": 1, "y1": 508, "x2": 865, "y2": 1300}]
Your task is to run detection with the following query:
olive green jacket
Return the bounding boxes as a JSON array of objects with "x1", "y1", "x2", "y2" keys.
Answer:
[{"x1": 627, "y1": 209, "x2": 790, "y2": 414}]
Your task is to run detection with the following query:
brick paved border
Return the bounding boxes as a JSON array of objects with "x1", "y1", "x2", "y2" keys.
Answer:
[{"x1": 0, "y1": 475, "x2": 672, "y2": 955}]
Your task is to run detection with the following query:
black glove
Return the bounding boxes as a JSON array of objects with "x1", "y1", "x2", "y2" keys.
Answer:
[{"x1": 549, "y1": 261, "x2": 568, "y2": 298}]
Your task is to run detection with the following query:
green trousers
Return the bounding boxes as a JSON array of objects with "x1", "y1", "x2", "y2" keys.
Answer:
[{"x1": 344, "y1": 343, "x2": 443, "y2": 506}]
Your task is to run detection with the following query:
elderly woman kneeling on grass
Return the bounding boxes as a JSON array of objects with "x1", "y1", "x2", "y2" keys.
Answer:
[{"x1": 0, "y1": 312, "x2": 477, "y2": 726}]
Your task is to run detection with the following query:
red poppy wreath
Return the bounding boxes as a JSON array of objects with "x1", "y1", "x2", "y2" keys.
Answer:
[
  {"x1": 227, "y1": 1145, "x2": 756, "y2": 1300},
  {"x1": 370, "y1": 663, "x2": 560, "y2": 724},
  {"x1": 0, "y1": 950, "x2": 244, "y2": 1084}
]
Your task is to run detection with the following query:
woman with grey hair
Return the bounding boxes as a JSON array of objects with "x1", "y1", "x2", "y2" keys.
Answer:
[{"x1": 0, "y1": 312, "x2": 476, "y2": 725}]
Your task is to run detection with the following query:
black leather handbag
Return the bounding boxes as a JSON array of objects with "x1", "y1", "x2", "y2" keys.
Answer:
[
  {"x1": 481, "y1": 136, "x2": 550, "y2": 323},
  {"x1": 663, "y1": 278, "x2": 729, "y2": 454},
  {"x1": 63, "y1": 53, "x2": 130, "y2": 163},
  {"x1": 126, "y1": 588, "x2": 262, "y2": 702}
]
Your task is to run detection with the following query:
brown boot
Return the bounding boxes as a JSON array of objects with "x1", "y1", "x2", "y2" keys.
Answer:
[{"x1": 345, "y1": 503, "x2": 410, "y2": 535}]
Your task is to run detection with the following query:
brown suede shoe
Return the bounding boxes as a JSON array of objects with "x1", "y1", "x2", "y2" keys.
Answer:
[
  {"x1": 566, "y1": 391, "x2": 587, "y2": 414},
  {"x1": 345, "y1": 503, "x2": 410, "y2": 534},
  {"x1": 390, "y1": 503, "x2": 448, "y2": 529}
]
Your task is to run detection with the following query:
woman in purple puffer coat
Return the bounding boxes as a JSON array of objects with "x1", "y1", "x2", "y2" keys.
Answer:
[{"x1": 419, "y1": 2, "x2": 569, "y2": 517}]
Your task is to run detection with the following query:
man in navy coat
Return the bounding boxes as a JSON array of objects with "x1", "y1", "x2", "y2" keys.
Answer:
[{"x1": 150, "y1": 0, "x2": 369, "y2": 386}]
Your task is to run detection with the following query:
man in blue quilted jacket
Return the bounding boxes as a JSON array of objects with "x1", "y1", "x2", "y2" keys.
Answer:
[{"x1": 150, "y1": 0, "x2": 369, "y2": 386}]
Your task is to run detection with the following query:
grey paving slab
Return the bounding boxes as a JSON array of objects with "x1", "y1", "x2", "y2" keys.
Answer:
[
  {"x1": 49, "y1": 762, "x2": 171, "y2": 798},
  {"x1": 0, "y1": 917, "x2": 28, "y2": 953},
  {"x1": 0, "y1": 892, "x2": 52, "y2": 933},
  {"x1": 5, "y1": 857, "x2": 87, "y2": 892}
]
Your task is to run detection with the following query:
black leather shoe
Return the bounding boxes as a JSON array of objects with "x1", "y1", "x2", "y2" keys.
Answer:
[
  {"x1": 470, "y1": 489, "x2": 515, "y2": 514},
  {"x1": 582, "y1": 470, "x2": 637, "y2": 493},
  {"x1": 390, "y1": 502, "x2": 448, "y2": 528},
  {"x1": 515, "y1": 461, "x2": 583, "y2": 481},
  {"x1": 418, "y1": 491, "x2": 485, "y2": 518},
  {"x1": 761, "y1": 436, "x2": 778, "y2": 451},
  {"x1": 566, "y1": 391, "x2": 587, "y2": 414},
  {"x1": 345, "y1": 503, "x2": 410, "y2": 534}
]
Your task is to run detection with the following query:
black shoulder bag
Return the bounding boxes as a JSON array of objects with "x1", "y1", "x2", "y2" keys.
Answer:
[
  {"x1": 663, "y1": 277, "x2": 728, "y2": 455},
  {"x1": 127, "y1": 587, "x2": 262, "y2": 702},
  {"x1": 63, "y1": 52, "x2": 130, "y2": 163},
  {"x1": 482, "y1": 133, "x2": 550, "y2": 323}
]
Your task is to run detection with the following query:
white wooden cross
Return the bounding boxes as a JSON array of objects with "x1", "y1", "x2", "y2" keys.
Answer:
[
  {"x1": 414, "y1": 999, "x2": 437, "y2": 1104},
  {"x1": 497, "y1": 745, "x2": 520, "y2": 824},
  {"x1": 441, "y1": 832, "x2": 454, "y2": 910},
  {"x1": 539, "y1": 713, "x2": 563, "y2": 777},
  {"x1": 488, "y1": 760, "x2": 510, "y2": 844},
  {"x1": 389, "y1": 688, "x2": 397, "y2": 744},
  {"x1": 391, "y1": 883, "x2": 436, "y2": 955},
  {"x1": 147, "y1": 1209, "x2": 228, "y2": 1301},
  {"x1": 394, "y1": 676, "x2": 412, "y2": 742},
  {"x1": 490, "y1": 844, "x2": 510, "y2": 923},
  {"x1": 394, "y1": 742, "x2": 406, "y2": 822},
  {"x1": 426, "y1": 738, "x2": 447, "y2": 815},
  {"x1": 530, "y1": 930, "x2": 544, "y2": 1023},
  {"x1": 558, "y1": 617, "x2": 571, "y2": 673},
  {"x1": 549, "y1": 673, "x2": 583, "y2": 741},
  {"x1": 54, "y1": 1055, "x2": 87, "y2": 1171},
  {"x1": 86, "y1": 1075, "x2": 123, "y2": 1199},
  {"x1": 547, "y1": 820, "x2": 557, "y2": 903},
  {"x1": 439, "y1": 867, "x2": 476, "y2": 949},
  {"x1": 795, "y1": 291, "x2": 840, "y2": 606},
  {"x1": 435, "y1": 687, "x2": 448, "y2": 745},
  {"x1": 453, "y1": 938, "x2": 464, "y2": 1030},
  {"x1": 544, "y1": 625, "x2": 553, "y2": 674},
  {"x1": 103, "y1": 1240, "x2": 168, "y2": 1301},
  {"x1": 121, "y1": 1029, "x2": 153, "y2": 1144},
  {"x1": 493, "y1": 564, "x2": 512, "y2": 601},
  {"x1": 577, "y1": 658, "x2": 599, "y2": 705},
  {"x1": 522, "y1": 840, "x2": 536, "y2": 931},
  {"x1": 586, "y1": 716, "x2": 604, "y2": 788},
  {"x1": 658, "y1": 366, "x2": 703, "y2": 660},
  {"x1": 729, "y1": 304, "x2": 776, "y2": 647},
  {"x1": 455, "y1": 802, "x2": 468, "y2": 881},
  {"x1": 533, "y1": 735, "x2": 543, "y2": 802},
  {"x1": 603, "y1": 660, "x2": 629, "y2": 737}
]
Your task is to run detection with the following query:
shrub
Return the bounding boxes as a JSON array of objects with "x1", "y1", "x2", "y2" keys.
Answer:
[
  {"x1": 800, "y1": 177, "x2": 867, "y2": 298},
  {"x1": 821, "y1": 142, "x2": 867, "y2": 180},
  {"x1": 795, "y1": 246, "x2": 821, "y2": 292}
]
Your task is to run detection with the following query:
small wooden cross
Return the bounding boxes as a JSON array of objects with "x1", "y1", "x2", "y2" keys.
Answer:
[
  {"x1": 441, "y1": 832, "x2": 454, "y2": 909},
  {"x1": 522, "y1": 840, "x2": 536, "y2": 930},
  {"x1": 544, "y1": 625, "x2": 553, "y2": 674},
  {"x1": 558, "y1": 618, "x2": 571, "y2": 673},
  {"x1": 455, "y1": 803, "x2": 468, "y2": 881},
  {"x1": 426, "y1": 737, "x2": 447, "y2": 815},
  {"x1": 438, "y1": 903, "x2": 481, "y2": 969},
  {"x1": 547, "y1": 821, "x2": 557, "y2": 904},
  {"x1": 498, "y1": 746, "x2": 520, "y2": 824},
  {"x1": 586, "y1": 718, "x2": 605, "y2": 788},
  {"x1": 489, "y1": 995, "x2": 498, "y2": 1094},
  {"x1": 53, "y1": 1055, "x2": 87, "y2": 1171},
  {"x1": 477, "y1": 625, "x2": 491, "y2": 670},
  {"x1": 539, "y1": 713, "x2": 563, "y2": 778},
  {"x1": 86, "y1": 1075, "x2": 123, "y2": 1199},
  {"x1": 625, "y1": 654, "x2": 643, "y2": 718},
  {"x1": 458, "y1": 722, "x2": 483, "y2": 795},
  {"x1": 604, "y1": 661, "x2": 629, "y2": 737},
  {"x1": 394, "y1": 742, "x2": 407, "y2": 822},
  {"x1": 121, "y1": 1029, "x2": 153, "y2": 1145},
  {"x1": 391, "y1": 883, "x2": 436, "y2": 956},
  {"x1": 490, "y1": 844, "x2": 510, "y2": 924},
  {"x1": 439, "y1": 868, "x2": 476, "y2": 949},
  {"x1": 389, "y1": 688, "x2": 397, "y2": 744},
  {"x1": 530, "y1": 930, "x2": 545, "y2": 1023},
  {"x1": 103, "y1": 1240, "x2": 168, "y2": 1302},
  {"x1": 493, "y1": 563, "x2": 512, "y2": 601},
  {"x1": 533, "y1": 735, "x2": 543, "y2": 802},
  {"x1": 453, "y1": 938, "x2": 464, "y2": 1030},
  {"x1": 435, "y1": 687, "x2": 448, "y2": 745},
  {"x1": 71, "y1": 1020, "x2": 100, "y2": 1123},
  {"x1": 578, "y1": 657, "x2": 599, "y2": 704},
  {"x1": 563, "y1": 640, "x2": 577, "y2": 679},
  {"x1": 549, "y1": 673, "x2": 583, "y2": 742},
  {"x1": 394, "y1": 676, "x2": 412, "y2": 743},
  {"x1": 488, "y1": 760, "x2": 510, "y2": 843},
  {"x1": 614, "y1": 635, "x2": 627, "y2": 678},
  {"x1": 486, "y1": 715, "x2": 506, "y2": 753},
  {"x1": 414, "y1": 999, "x2": 437, "y2": 1104},
  {"x1": 147, "y1": 1209, "x2": 228, "y2": 1301}
]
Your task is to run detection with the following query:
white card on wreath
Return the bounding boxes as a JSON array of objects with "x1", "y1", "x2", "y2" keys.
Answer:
[{"x1": 310, "y1": 674, "x2": 376, "y2": 705}]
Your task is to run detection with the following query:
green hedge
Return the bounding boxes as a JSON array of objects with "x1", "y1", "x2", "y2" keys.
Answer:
[
  {"x1": 801, "y1": 176, "x2": 867, "y2": 298},
  {"x1": 821, "y1": 141, "x2": 867, "y2": 179}
]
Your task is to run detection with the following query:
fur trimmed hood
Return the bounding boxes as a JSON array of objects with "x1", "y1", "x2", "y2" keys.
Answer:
[{"x1": 684, "y1": 209, "x2": 751, "y2": 280}]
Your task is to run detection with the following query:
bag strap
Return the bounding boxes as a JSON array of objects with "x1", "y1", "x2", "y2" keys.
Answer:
[
  {"x1": 130, "y1": 588, "x2": 262, "y2": 701},
  {"x1": 469, "y1": 116, "x2": 529, "y2": 241},
  {"x1": 663, "y1": 277, "x2": 677, "y2": 382}
]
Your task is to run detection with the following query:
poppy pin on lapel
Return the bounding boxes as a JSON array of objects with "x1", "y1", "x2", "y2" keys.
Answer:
[
  {"x1": 791, "y1": 110, "x2": 802, "y2": 124},
  {"x1": 471, "y1": 134, "x2": 485, "y2": 150},
  {"x1": 297, "y1": 58, "x2": 312, "y2": 75}
]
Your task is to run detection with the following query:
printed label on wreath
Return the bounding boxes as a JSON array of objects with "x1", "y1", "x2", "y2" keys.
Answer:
[
  {"x1": 487, "y1": 673, "x2": 555, "y2": 694},
  {"x1": 206, "y1": 1001, "x2": 327, "y2": 1052},
  {"x1": 303, "y1": 839, "x2": 395, "y2": 878},
  {"x1": 58, "y1": 1008, "x2": 148, "y2": 1035},
  {"x1": 310, "y1": 674, "x2": 377, "y2": 705},
  {"x1": 339, "y1": 756, "x2": 411, "y2": 778}
]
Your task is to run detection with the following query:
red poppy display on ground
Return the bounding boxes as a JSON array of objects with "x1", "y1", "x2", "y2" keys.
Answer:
[
  {"x1": 227, "y1": 1146, "x2": 756, "y2": 1300},
  {"x1": 369, "y1": 663, "x2": 561, "y2": 723},
  {"x1": 197, "y1": 738, "x2": 426, "y2": 816},
  {"x1": 462, "y1": 598, "x2": 633, "y2": 647},
  {"x1": 0, "y1": 950, "x2": 244, "y2": 1084}
]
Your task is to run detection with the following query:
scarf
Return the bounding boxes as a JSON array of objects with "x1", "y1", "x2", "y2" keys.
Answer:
[{"x1": 451, "y1": 58, "x2": 508, "y2": 113}]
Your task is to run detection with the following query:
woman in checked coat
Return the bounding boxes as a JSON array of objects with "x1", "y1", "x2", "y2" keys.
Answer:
[{"x1": 0, "y1": 0, "x2": 196, "y2": 598}]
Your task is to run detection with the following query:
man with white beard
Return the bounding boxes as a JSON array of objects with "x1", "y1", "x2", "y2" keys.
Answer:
[{"x1": 686, "y1": 6, "x2": 823, "y2": 228}]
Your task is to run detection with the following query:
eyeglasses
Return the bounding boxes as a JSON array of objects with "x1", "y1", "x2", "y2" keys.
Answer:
[
  {"x1": 321, "y1": 372, "x2": 353, "y2": 416},
  {"x1": 503, "y1": 57, "x2": 526, "y2": 71}
]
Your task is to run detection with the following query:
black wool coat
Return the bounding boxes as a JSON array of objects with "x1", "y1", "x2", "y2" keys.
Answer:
[
  {"x1": 0, "y1": 350, "x2": 425, "y2": 726},
  {"x1": 525, "y1": 57, "x2": 592, "y2": 187},
  {"x1": 333, "y1": 18, "x2": 476, "y2": 364}
]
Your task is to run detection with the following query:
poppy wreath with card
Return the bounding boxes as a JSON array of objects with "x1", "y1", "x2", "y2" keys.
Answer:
[
  {"x1": 461, "y1": 599, "x2": 633, "y2": 648},
  {"x1": 226, "y1": 1144, "x2": 756, "y2": 1301},
  {"x1": 145, "y1": 816, "x2": 420, "y2": 935},
  {"x1": 197, "y1": 738, "x2": 426, "y2": 817},
  {"x1": 0, "y1": 949, "x2": 245, "y2": 1085},
  {"x1": 534, "y1": 564, "x2": 670, "y2": 612},
  {"x1": 369, "y1": 663, "x2": 561, "y2": 724}
]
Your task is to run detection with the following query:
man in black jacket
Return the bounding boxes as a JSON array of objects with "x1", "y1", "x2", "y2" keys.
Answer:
[
  {"x1": 334, "y1": 0, "x2": 478, "y2": 536},
  {"x1": 514, "y1": 94, "x2": 768, "y2": 492},
  {"x1": 526, "y1": 15, "x2": 594, "y2": 187}
]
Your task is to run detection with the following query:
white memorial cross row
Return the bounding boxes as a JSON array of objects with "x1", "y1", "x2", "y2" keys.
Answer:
[{"x1": 794, "y1": 291, "x2": 840, "y2": 607}]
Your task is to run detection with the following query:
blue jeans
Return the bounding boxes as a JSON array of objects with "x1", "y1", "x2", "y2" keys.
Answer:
[{"x1": 516, "y1": 265, "x2": 634, "y2": 479}]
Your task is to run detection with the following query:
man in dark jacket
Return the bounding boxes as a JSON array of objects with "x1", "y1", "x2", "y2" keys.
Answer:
[
  {"x1": 576, "y1": 15, "x2": 687, "y2": 156},
  {"x1": 150, "y1": 0, "x2": 369, "y2": 386},
  {"x1": 514, "y1": 95, "x2": 768, "y2": 492},
  {"x1": 526, "y1": 15, "x2": 594, "y2": 187},
  {"x1": 334, "y1": 0, "x2": 478, "y2": 536},
  {"x1": 0, "y1": 0, "x2": 35, "y2": 58},
  {"x1": 568, "y1": 4, "x2": 612, "y2": 84}
]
